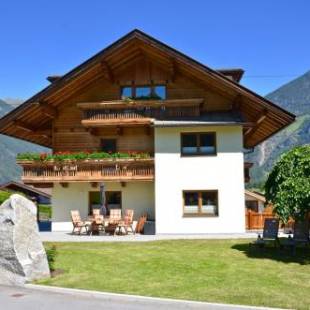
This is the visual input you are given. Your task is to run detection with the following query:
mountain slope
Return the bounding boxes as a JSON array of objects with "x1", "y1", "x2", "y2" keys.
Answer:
[
  {"x1": 0, "y1": 100, "x2": 49, "y2": 183},
  {"x1": 247, "y1": 70, "x2": 310, "y2": 186}
]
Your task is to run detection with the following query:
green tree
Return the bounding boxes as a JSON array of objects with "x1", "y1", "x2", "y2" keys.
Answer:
[{"x1": 264, "y1": 145, "x2": 310, "y2": 222}]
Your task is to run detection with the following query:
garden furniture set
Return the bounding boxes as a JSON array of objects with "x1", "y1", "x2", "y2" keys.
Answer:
[{"x1": 70, "y1": 209, "x2": 146, "y2": 236}]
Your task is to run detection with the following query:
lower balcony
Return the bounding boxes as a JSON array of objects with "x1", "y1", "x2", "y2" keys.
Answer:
[{"x1": 17, "y1": 158, "x2": 154, "y2": 183}]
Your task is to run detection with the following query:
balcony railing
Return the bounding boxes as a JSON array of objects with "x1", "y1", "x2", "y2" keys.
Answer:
[
  {"x1": 77, "y1": 98, "x2": 203, "y2": 127},
  {"x1": 17, "y1": 158, "x2": 154, "y2": 183}
]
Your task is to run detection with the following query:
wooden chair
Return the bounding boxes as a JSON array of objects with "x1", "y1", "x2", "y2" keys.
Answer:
[
  {"x1": 116, "y1": 209, "x2": 135, "y2": 235},
  {"x1": 106, "y1": 209, "x2": 122, "y2": 235},
  {"x1": 250, "y1": 218, "x2": 280, "y2": 249},
  {"x1": 92, "y1": 209, "x2": 101, "y2": 216},
  {"x1": 109, "y1": 209, "x2": 122, "y2": 224},
  {"x1": 280, "y1": 220, "x2": 310, "y2": 255},
  {"x1": 70, "y1": 210, "x2": 89, "y2": 235},
  {"x1": 90, "y1": 209, "x2": 105, "y2": 235},
  {"x1": 136, "y1": 214, "x2": 147, "y2": 234}
]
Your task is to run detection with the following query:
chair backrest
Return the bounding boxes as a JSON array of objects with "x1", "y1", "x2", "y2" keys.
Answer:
[
  {"x1": 263, "y1": 218, "x2": 279, "y2": 239},
  {"x1": 94, "y1": 214, "x2": 104, "y2": 224},
  {"x1": 124, "y1": 209, "x2": 134, "y2": 224},
  {"x1": 293, "y1": 221, "x2": 310, "y2": 241},
  {"x1": 92, "y1": 209, "x2": 101, "y2": 217},
  {"x1": 71, "y1": 210, "x2": 81, "y2": 224},
  {"x1": 136, "y1": 214, "x2": 147, "y2": 233},
  {"x1": 110, "y1": 209, "x2": 122, "y2": 221}
]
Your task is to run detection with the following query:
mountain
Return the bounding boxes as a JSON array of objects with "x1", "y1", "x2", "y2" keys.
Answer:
[
  {"x1": 246, "y1": 70, "x2": 310, "y2": 187},
  {"x1": 0, "y1": 99, "x2": 49, "y2": 184},
  {"x1": 0, "y1": 99, "x2": 12, "y2": 115}
]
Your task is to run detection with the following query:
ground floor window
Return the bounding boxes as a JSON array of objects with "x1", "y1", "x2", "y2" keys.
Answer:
[
  {"x1": 245, "y1": 200, "x2": 259, "y2": 212},
  {"x1": 183, "y1": 190, "x2": 218, "y2": 217}
]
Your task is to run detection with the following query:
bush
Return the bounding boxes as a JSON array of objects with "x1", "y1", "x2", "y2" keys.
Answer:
[{"x1": 46, "y1": 245, "x2": 57, "y2": 272}]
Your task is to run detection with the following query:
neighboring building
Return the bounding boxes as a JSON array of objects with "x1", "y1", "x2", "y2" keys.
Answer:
[
  {"x1": 245, "y1": 190, "x2": 266, "y2": 213},
  {"x1": 0, "y1": 181, "x2": 51, "y2": 204},
  {"x1": 0, "y1": 30, "x2": 294, "y2": 233}
]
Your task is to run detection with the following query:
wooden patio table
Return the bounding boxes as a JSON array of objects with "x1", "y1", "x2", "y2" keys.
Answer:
[{"x1": 87, "y1": 216, "x2": 121, "y2": 235}]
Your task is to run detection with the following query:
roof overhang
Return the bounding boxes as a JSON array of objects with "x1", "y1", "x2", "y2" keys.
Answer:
[
  {"x1": 245, "y1": 189, "x2": 266, "y2": 203},
  {"x1": 0, "y1": 181, "x2": 51, "y2": 198}
]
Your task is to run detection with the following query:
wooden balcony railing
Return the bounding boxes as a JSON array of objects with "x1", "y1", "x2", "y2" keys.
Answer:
[
  {"x1": 77, "y1": 98, "x2": 203, "y2": 127},
  {"x1": 18, "y1": 158, "x2": 154, "y2": 183}
]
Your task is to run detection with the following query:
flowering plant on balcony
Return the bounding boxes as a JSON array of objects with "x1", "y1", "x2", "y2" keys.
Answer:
[{"x1": 17, "y1": 151, "x2": 151, "y2": 162}]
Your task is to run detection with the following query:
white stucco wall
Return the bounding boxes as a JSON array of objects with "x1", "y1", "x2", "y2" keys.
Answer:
[
  {"x1": 52, "y1": 181, "x2": 154, "y2": 231},
  {"x1": 154, "y1": 126, "x2": 245, "y2": 234}
]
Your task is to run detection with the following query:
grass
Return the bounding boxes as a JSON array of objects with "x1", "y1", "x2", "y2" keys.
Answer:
[
  {"x1": 38, "y1": 204, "x2": 52, "y2": 220},
  {"x1": 38, "y1": 240, "x2": 310, "y2": 309}
]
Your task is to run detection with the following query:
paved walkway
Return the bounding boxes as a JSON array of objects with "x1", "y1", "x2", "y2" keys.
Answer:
[
  {"x1": 40, "y1": 231, "x2": 260, "y2": 242},
  {"x1": 0, "y1": 285, "x2": 286, "y2": 310}
]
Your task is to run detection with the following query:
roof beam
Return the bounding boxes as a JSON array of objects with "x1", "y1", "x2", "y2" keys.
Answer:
[
  {"x1": 29, "y1": 129, "x2": 52, "y2": 138},
  {"x1": 13, "y1": 120, "x2": 34, "y2": 132},
  {"x1": 31, "y1": 101, "x2": 58, "y2": 119},
  {"x1": 41, "y1": 104, "x2": 58, "y2": 119},
  {"x1": 244, "y1": 109, "x2": 268, "y2": 141}
]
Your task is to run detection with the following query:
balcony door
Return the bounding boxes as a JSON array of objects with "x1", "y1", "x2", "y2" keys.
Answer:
[
  {"x1": 106, "y1": 191, "x2": 122, "y2": 211},
  {"x1": 89, "y1": 191, "x2": 122, "y2": 215}
]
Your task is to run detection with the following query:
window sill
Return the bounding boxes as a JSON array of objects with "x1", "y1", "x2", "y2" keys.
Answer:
[
  {"x1": 180, "y1": 153, "x2": 217, "y2": 157},
  {"x1": 183, "y1": 214, "x2": 219, "y2": 218}
]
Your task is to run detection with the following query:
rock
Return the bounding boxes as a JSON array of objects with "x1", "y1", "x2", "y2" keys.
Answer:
[{"x1": 0, "y1": 194, "x2": 50, "y2": 285}]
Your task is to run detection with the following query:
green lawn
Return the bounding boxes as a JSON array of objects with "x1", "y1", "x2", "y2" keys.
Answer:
[{"x1": 38, "y1": 240, "x2": 310, "y2": 309}]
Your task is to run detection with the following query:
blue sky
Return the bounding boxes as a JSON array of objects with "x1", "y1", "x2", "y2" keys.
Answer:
[{"x1": 0, "y1": 0, "x2": 309, "y2": 100}]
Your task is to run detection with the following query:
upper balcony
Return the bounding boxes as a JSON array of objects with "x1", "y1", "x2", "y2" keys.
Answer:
[
  {"x1": 77, "y1": 98, "x2": 203, "y2": 127},
  {"x1": 17, "y1": 152, "x2": 154, "y2": 184}
]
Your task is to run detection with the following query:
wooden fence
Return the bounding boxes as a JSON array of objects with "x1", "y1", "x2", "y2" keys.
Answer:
[{"x1": 245, "y1": 209, "x2": 275, "y2": 230}]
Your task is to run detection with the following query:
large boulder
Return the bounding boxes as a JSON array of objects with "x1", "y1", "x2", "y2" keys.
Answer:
[{"x1": 0, "y1": 194, "x2": 50, "y2": 285}]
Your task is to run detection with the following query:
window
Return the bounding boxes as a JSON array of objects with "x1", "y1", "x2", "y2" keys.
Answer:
[
  {"x1": 120, "y1": 85, "x2": 166, "y2": 100},
  {"x1": 183, "y1": 190, "x2": 218, "y2": 216},
  {"x1": 245, "y1": 200, "x2": 259, "y2": 212},
  {"x1": 121, "y1": 87, "x2": 132, "y2": 99},
  {"x1": 136, "y1": 86, "x2": 151, "y2": 98},
  {"x1": 154, "y1": 85, "x2": 166, "y2": 99},
  {"x1": 181, "y1": 132, "x2": 216, "y2": 156},
  {"x1": 101, "y1": 139, "x2": 117, "y2": 153}
]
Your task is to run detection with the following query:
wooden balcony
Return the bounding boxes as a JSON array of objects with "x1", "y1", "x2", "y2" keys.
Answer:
[
  {"x1": 17, "y1": 158, "x2": 154, "y2": 183},
  {"x1": 77, "y1": 98, "x2": 203, "y2": 127}
]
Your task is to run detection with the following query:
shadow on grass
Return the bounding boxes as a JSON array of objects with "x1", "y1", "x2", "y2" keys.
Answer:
[{"x1": 232, "y1": 242, "x2": 310, "y2": 265}]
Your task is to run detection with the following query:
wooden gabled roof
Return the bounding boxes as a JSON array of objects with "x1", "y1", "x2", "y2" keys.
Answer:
[
  {"x1": 0, "y1": 29, "x2": 295, "y2": 148},
  {"x1": 245, "y1": 189, "x2": 266, "y2": 203},
  {"x1": 0, "y1": 181, "x2": 51, "y2": 198}
]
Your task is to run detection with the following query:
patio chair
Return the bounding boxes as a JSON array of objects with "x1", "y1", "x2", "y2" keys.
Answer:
[
  {"x1": 280, "y1": 220, "x2": 310, "y2": 255},
  {"x1": 90, "y1": 209, "x2": 105, "y2": 235},
  {"x1": 70, "y1": 210, "x2": 89, "y2": 235},
  {"x1": 115, "y1": 209, "x2": 135, "y2": 235},
  {"x1": 250, "y1": 218, "x2": 280, "y2": 249},
  {"x1": 136, "y1": 214, "x2": 147, "y2": 234},
  {"x1": 109, "y1": 209, "x2": 122, "y2": 224}
]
